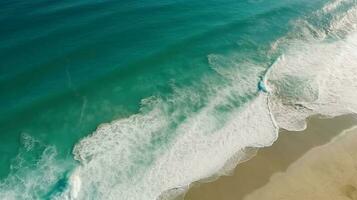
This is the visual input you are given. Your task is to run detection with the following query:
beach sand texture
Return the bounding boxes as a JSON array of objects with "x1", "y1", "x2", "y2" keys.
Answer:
[{"x1": 184, "y1": 115, "x2": 357, "y2": 200}]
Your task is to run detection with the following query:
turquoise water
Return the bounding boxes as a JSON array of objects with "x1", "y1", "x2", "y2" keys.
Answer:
[{"x1": 1, "y1": 0, "x2": 357, "y2": 199}]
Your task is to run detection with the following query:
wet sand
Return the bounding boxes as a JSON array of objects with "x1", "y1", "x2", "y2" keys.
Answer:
[{"x1": 183, "y1": 115, "x2": 357, "y2": 200}]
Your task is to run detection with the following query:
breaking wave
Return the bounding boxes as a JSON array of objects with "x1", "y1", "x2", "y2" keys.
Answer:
[
  {"x1": 2, "y1": 0, "x2": 357, "y2": 199},
  {"x1": 62, "y1": 1, "x2": 357, "y2": 199}
]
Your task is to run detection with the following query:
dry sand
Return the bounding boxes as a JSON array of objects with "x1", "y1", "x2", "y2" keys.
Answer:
[{"x1": 184, "y1": 115, "x2": 357, "y2": 200}]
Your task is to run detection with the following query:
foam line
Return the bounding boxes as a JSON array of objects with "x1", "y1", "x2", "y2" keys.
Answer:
[{"x1": 58, "y1": 1, "x2": 357, "y2": 199}]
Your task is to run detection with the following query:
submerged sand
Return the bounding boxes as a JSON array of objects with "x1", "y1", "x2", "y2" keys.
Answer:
[{"x1": 184, "y1": 115, "x2": 357, "y2": 200}]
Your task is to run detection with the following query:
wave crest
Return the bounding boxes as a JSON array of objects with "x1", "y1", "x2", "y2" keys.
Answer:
[{"x1": 61, "y1": 1, "x2": 357, "y2": 199}]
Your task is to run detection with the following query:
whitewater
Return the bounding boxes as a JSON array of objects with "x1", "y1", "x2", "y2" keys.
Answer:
[
  {"x1": 67, "y1": 1, "x2": 357, "y2": 199},
  {"x1": 1, "y1": 0, "x2": 357, "y2": 199}
]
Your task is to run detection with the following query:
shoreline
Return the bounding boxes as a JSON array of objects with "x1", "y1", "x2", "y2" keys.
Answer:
[{"x1": 182, "y1": 114, "x2": 357, "y2": 200}]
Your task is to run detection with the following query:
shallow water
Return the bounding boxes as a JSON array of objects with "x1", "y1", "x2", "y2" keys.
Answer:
[{"x1": 1, "y1": 0, "x2": 357, "y2": 199}]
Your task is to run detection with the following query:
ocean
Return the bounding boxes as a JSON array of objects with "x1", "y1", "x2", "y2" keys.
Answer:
[{"x1": 0, "y1": 0, "x2": 357, "y2": 199}]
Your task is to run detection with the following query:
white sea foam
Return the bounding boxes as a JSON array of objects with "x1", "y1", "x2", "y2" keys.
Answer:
[
  {"x1": 67, "y1": 93, "x2": 277, "y2": 200},
  {"x1": 69, "y1": 169, "x2": 81, "y2": 199},
  {"x1": 0, "y1": 142, "x2": 66, "y2": 200},
  {"x1": 61, "y1": 50, "x2": 279, "y2": 199},
  {"x1": 270, "y1": 32, "x2": 357, "y2": 128},
  {"x1": 62, "y1": 1, "x2": 357, "y2": 200},
  {"x1": 322, "y1": 0, "x2": 350, "y2": 12},
  {"x1": 267, "y1": 1, "x2": 357, "y2": 131},
  {"x1": 0, "y1": 1, "x2": 355, "y2": 200}
]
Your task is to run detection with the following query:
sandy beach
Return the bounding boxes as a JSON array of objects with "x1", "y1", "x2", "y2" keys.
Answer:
[{"x1": 184, "y1": 115, "x2": 357, "y2": 200}]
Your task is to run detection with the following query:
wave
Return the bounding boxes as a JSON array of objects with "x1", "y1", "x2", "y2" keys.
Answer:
[
  {"x1": 268, "y1": 0, "x2": 357, "y2": 131},
  {"x1": 0, "y1": 133, "x2": 73, "y2": 200},
  {"x1": 1, "y1": 0, "x2": 357, "y2": 199},
  {"x1": 60, "y1": 1, "x2": 357, "y2": 200},
  {"x1": 69, "y1": 96, "x2": 277, "y2": 200}
]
